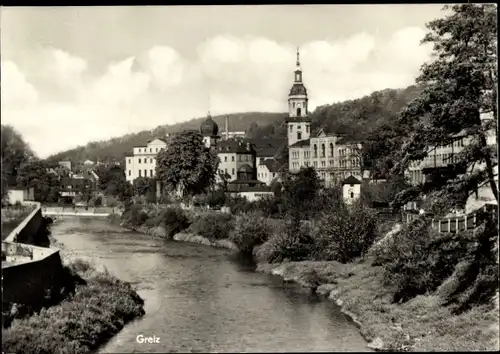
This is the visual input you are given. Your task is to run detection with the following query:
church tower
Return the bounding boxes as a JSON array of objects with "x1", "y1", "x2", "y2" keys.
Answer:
[{"x1": 286, "y1": 48, "x2": 311, "y2": 147}]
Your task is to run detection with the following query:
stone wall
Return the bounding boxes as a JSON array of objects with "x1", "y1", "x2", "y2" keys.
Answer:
[
  {"x1": 2, "y1": 247, "x2": 64, "y2": 305},
  {"x1": 2, "y1": 202, "x2": 65, "y2": 306},
  {"x1": 4, "y1": 202, "x2": 43, "y2": 244}
]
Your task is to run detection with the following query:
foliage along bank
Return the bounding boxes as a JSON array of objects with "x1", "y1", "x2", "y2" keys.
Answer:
[{"x1": 2, "y1": 257, "x2": 145, "y2": 354}]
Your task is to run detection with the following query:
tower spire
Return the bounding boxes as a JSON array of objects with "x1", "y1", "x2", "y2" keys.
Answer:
[
  {"x1": 208, "y1": 93, "x2": 211, "y2": 117},
  {"x1": 296, "y1": 47, "x2": 300, "y2": 67}
]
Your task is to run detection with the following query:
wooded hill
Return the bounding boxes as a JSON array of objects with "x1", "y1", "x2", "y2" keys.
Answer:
[{"x1": 47, "y1": 85, "x2": 423, "y2": 165}]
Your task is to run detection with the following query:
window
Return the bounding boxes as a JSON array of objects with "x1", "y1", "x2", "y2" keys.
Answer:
[
  {"x1": 139, "y1": 170, "x2": 142, "y2": 177},
  {"x1": 321, "y1": 144, "x2": 325, "y2": 157},
  {"x1": 232, "y1": 156, "x2": 235, "y2": 162},
  {"x1": 306, "y1": 125, "x2": 309, "y2": 133},
  {"x1": 297, "y1": 132, "x2": 302, "y2": 140},
  {"x1": 297, "y1": 108, "x2": 302, "y2": 117},
  {"x1": 128, "y1": 170, "x2": 131, "y2": 176},
  {"x1": 139, "y1": 149, "x2": 141, "y2": 153},
  {"x1": 156, "y1": 148, "x2": 158, "y2": 152},
  {"x1": 225, "y1": 168, "x2": 228, "y2": 174},
  {"x1": 329, "y1": 143, "x2": 334, "y2": 157},
  {"x1": 273, "y1": 173, "x2": 276, "y2": 178},
  {"x1": 232, "y1": 168, "x2": 235, "y2": 175},
  {"x1": 290, "y1": 125, "x2": 293, "y2": 132},
  {"x1": 297, "y1": 125, "x2": 301, "y2": 130},
  {"x1": 351, "y1": 192, "x2": 354, "y2": 199},
  {"x1": 150, "y1": 158, "x2": 153, "y2": 163},
  {"x1": 150, "y1": 170, "x2": 153, "y2": 177},
  {"x1": 128, "y1": 159, "x2": 131, "y2": 164},
  {"x1": 293, "y1": 102, "x2": 296, "y2": 108},
  {"x1": 138, "y1": 158, "x2": 141, "y2": 163},
  {"x1": 150, "y1": 148, "x2": 152, "y2": 152},
  {"x1": 313, "y1": 144, "x2": 318, "y2": 158},
  {"x1": 144, "y1": 169, "x2": 147, "y2": 177},
  {"x1": 313, "y1": 161, "x2": 318, "y2": 167},
  {"x1": 224, "y1": 156, "x2": 228, "y2": 162}
]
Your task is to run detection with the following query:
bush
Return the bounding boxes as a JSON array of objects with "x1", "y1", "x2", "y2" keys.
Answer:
[
  {"x1": 229, "y1": 212, "x2": 274, "y2": 253},
  {"x1": 2, "y1": 260, "x2": 144, "y2": 354},
  {"x1": 313, "y1": 202, "x2": 378, "y2": 263},
  {"x1": 256, "y1": 219, "x2": 315, "y2": 263},
  {"x1": 188, "y1": 212, "x2": 233, "y2": 241},
  {"x1": 225, "y1": 195, "x2": 256, "y2": 215},
  {"x1": 121, "y1": 204, "x2": 148, "y2": 227},
  {"x1": 93, "y1": 196, "x2": 102, "y2": 207},
  {"x1": 378, "y1": 214, "x2": 499, "y2": 306},
  {"x1": 162, "y1": 207, "x2": 190, "y2": 238}
]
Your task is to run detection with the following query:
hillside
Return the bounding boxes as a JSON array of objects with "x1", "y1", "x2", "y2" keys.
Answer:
[
  {"x1": 46, "y1": 112, "x2": 288, "y2": 163},
  {"x1": 47, "y1": 85, "x2": 423, "y2": 165}
]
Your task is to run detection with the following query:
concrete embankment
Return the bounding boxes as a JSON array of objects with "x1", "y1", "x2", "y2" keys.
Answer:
[{"x1": 2, "y1": 202, "x2": 65, "y2": 307}]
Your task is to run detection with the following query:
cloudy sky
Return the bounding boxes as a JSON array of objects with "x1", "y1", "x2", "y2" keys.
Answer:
[{"x1": 1, "y1": 5, "x2": 445, "y2": 157}]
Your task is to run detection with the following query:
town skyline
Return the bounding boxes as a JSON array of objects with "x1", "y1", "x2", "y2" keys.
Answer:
[{"x1": 2, "y1": 5, "x2": 445, "y2": 157}]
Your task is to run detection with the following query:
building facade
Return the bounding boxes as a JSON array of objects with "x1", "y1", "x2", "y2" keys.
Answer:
[
  {"x1": 286, "y1": 49, "x2": 363, "y2": 186},
  {"x1": 406, "y1": 113, "x2": 497, "y2": 186},
  {"x1": 125, "y1": 138, "x2": 168, "y2": 183}
]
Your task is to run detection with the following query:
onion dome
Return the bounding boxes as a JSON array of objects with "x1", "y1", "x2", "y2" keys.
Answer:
[{"x1": 200, "y1": 114, "x2": 219, "y2": 137}]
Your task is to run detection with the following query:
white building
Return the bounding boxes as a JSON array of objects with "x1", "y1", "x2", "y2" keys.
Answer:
[
  {"x1": 257, "y1": 158, "x2": 283, "y2": 186},
  {"x1": 125, "y1": 138, "x2": 168, "y2": 183},
  {"x1": 342, "y1": 175, "x2": 362, "y2": 205},
  {"x1": 286, "y1": 49, "x2": 363, "y2": 186}
]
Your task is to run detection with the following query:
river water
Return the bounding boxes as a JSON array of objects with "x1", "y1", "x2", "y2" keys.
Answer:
[{"x1": 51, "y1": 217, "x2": 370, "y2": 353}]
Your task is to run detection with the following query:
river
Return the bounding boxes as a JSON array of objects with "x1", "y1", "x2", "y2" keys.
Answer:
[{"x1": 51, "y1": 217, "x2": 371, "y2": 353}]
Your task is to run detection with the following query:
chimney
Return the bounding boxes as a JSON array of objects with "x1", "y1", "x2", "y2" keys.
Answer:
[{"x1": 225, "y1": 115, "x2": 229, "y2": 140}]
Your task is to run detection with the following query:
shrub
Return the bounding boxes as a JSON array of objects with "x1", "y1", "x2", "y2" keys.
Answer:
[
  {"x1": 93, "y1": 196, "x2": 102, "y2": 207},
  {"x1": 121, "y1": 204, "x2": 148, "y2": 227},
  {"x1": 229, "y1": 212, "x2": 274, "y2": 253},
  {"x1": 256, "y1": 219, "x2": 315, "y2": 263},
  {"x1": 379, "y1": 214, "x2": 499, "y2": 306},
  {"x1": 188, "y1": 212, "x2": 233, "y2": 241},
  {"x1": 225, "y1": 195, "x2": 255, "y2": 215},
  {"x1": 143, "y1": 207, "x2": 191, "y2": 239},
  {"x1": 313, "y1": 202, "x2": 378, "y2": 263},
  {"x1": 206, "y1": 190, "x2": 226, "y2": 208}
]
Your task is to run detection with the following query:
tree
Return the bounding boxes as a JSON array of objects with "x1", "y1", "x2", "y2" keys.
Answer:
[
  {"x1": 282, "y1": 166, "x2": 321, "y2": 217},
  {"x1": 1, "y1": 125, "x2": 34, "y2": 188},
  {"x1": 156, "y1": 130, "x2": 219, "y2": 197},
  {"x1": 391, "y1": 4, "x2": 498, "y2": 215},
  {"x1": 133, "y1": 177, "x2": 154, "y2": 196},
  {"x1": 96, "y1": 165, "x2": 132, "y2": 201},
  {"x1": 16, "y1": 160, "x2": 61, "y2": 203}
]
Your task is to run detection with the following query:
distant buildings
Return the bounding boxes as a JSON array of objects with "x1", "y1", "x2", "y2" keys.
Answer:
[{"x1": 58, "y1": 160, "x2": 72, "y2": 171}]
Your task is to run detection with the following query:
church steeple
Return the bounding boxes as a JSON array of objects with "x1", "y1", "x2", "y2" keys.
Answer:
[
  {"x1": 286, "y1": 46, "x2": 311, "y2": 148},
  {"x1": 294, "y1": 47, "x2": 302, "y2": 83}
]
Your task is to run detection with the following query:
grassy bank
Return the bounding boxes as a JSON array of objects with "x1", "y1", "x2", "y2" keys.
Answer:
[
  {"x1": 257, "y1": 259, "x2": 499, "y2": 352},
  {"x1": 2, "y1": 258, "x2": 145, "y2": 354}
]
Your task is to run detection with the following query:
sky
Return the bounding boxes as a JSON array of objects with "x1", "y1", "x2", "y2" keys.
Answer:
[{"x1": 1, "y1": 5, "x2": 446, "y2": 158}]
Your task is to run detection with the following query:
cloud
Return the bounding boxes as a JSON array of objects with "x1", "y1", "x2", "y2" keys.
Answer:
[{"x1": 1, "y1": 28, "x2": 432, "y2": 158}]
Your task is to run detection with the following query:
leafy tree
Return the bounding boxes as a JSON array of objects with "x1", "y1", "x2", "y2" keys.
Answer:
[
  {"x1": 96, "y1": 165, "x2": 132, "y2": 201},
  {"x1": 1, "y1": 125, "x2": 34, "y2": 187},
  {"x1": 281, "y1": 166, "x2": 321, "y2": 217},
  {"x1": 156, "y1": 130, "x2": 219, "y2": 197},
  {"x1": 16, "y1": 160, "x2": 61, "y2": 202},
  {"x1": 392, "y1": 4, "x2": 498, "y2": 215},
  {"x1": 133, "y1": 177, "x2": 154, "y2": 196}
]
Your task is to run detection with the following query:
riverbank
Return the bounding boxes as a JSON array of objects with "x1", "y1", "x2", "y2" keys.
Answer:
[
  {"x1": 257, "y1": 259, "x2": 499, "y2": 352},
  {"x1": 117, "y1": 204, "x2": 499, "y2": 352},
  {"x1": 1, "y1": 231, "x2": 145, "y2": 354}
]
